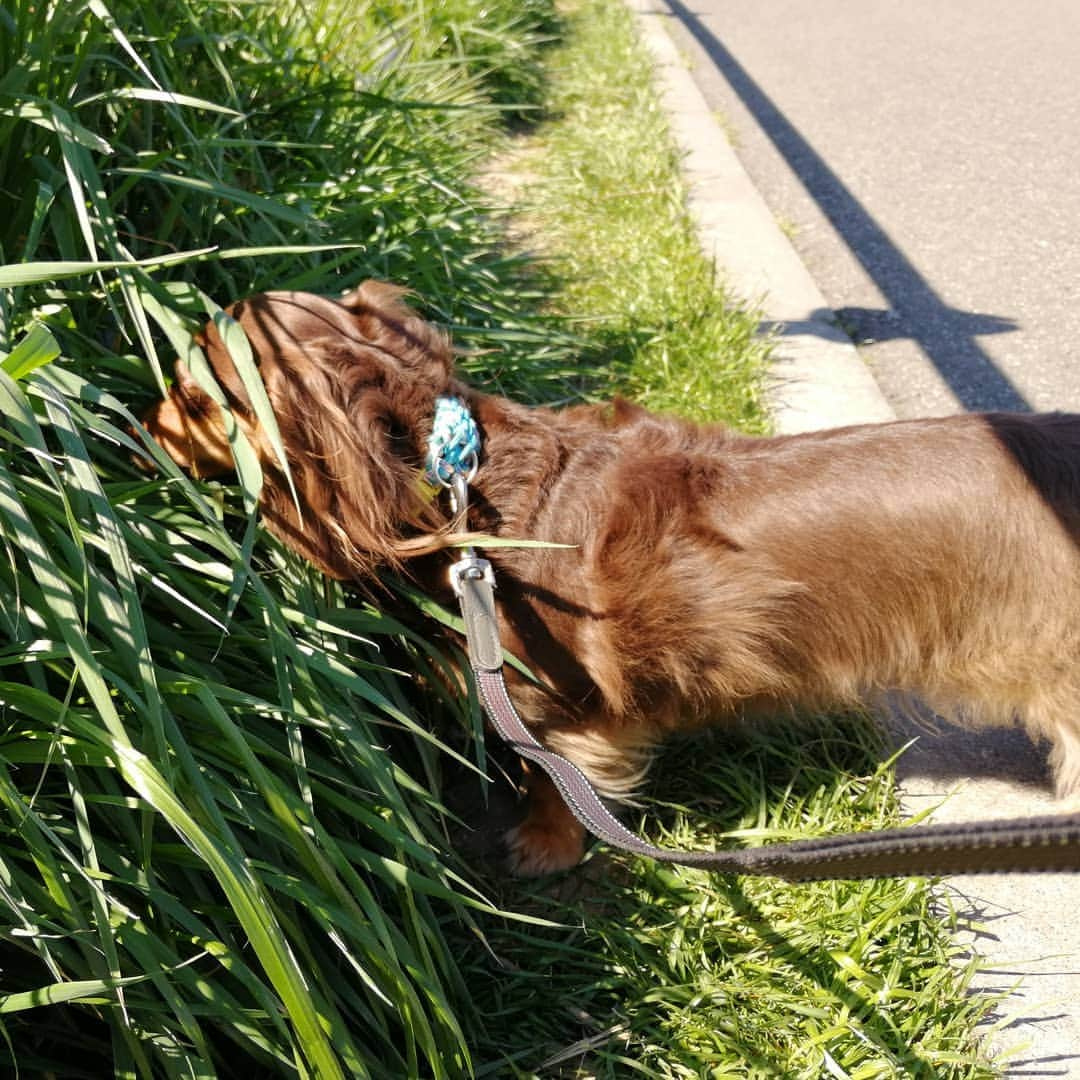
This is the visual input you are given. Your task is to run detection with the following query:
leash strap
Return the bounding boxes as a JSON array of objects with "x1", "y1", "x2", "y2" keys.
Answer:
[{"x1": 453, "y1": 553, "x2": 1080, "y2": 880}]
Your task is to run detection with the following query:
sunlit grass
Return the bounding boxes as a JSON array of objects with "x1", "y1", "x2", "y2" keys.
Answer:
[
  {"x1": 0, "y1": 0, "x2": 562, "y2": 1075},
  {"x1": 502, "y1": 0, "x2": 771, "y2": 431}
]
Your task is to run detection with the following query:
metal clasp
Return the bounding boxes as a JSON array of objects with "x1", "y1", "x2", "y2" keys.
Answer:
[
  {"x1": 450, "y1": 554, "x2": 495, "y2": 599},
  {"x1": 448, "y1": 472, "x2": 469, "y2": 519},
  {"x1": 445, "y1": 471, "x2": 495, "y2": 598},
  {"x1": 431, "y1": 451, "x2": 479, "y2": 490}
]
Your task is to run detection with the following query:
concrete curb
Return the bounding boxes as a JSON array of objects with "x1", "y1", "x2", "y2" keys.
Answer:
[
  {"x1": 626, "y1": 0, "x2": 895, "y2": 435},
  {"x1": 627, "y1": 1, "x2": 1080, "y2": 1074}
]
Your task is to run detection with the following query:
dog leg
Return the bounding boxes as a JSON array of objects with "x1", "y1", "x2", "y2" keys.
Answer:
[
  {"x1": 504, "y1": 721, "x2": 655, "y2": 875},
  {"x1": 1015, "y1": 688, "x2": 1080, "y2": 798},
  {"x1": 1044, "y1": 720, "x2": 1080, "y2": 799},
  {"x1": 505, "y1": 763, "x2": 588, "y2": 875}
]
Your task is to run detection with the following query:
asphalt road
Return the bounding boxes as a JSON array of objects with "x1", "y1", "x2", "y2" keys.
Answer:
[{"x1": 660, "y1": 0, "x2": 1080, "y2": 418}]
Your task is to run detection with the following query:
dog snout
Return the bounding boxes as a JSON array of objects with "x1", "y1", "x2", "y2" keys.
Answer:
[{"x1": 140, "y1": 390, "x2": 235, "y2": 479}]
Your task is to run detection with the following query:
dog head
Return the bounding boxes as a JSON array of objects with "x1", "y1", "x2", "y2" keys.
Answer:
[{"x1": 142, "y1": 281, "x2": 460, "y2": 579}]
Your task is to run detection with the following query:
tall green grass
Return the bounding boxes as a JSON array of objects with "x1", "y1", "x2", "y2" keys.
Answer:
[{"x1": 0, "y1": 0, "x2": 566, "y2": 1075}]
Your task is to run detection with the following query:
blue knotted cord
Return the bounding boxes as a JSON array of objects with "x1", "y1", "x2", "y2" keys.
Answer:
[{"x1": 425, "y1": 395, "x2": 480, "y2": 486}]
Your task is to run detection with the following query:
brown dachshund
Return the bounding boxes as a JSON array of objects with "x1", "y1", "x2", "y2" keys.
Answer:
[{"x1": 143, "y1": 282, "x2": 1080, "y2": 874}]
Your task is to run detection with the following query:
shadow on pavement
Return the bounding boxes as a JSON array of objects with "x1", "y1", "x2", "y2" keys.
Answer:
[{"x1": 663, "y1": 0, "x2": 1031, "y2": 413}]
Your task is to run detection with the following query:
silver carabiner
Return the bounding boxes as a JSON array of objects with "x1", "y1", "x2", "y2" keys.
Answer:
[{"x1": 449, "y1": 472, "x2": 469, "y2": 519}]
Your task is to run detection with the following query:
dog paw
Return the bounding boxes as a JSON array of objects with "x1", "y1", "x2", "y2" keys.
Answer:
[{"x1": 505, "y1": 817, "x2": 586, "y2": 877}]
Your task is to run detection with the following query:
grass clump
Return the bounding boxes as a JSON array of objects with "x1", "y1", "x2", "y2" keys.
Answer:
[
  {"x1": 0, "y1": 0, "x2": 564, "y2": 1076},
  {"x1": 505, "y1": 0, "x2": 770, "y2": 430},
  {"x1": 466, "y1": 725, "x2": 994, "y2": 1078}
]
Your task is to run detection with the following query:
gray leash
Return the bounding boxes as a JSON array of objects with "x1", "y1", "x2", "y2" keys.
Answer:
[{"x1": 446, "y1": 481, "x2": 1080, "y2": 881}]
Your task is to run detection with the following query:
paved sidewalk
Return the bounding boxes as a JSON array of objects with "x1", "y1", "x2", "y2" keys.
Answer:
[{"x1": 628, "y1": 0, "x2": 1080, "y2": 1073}]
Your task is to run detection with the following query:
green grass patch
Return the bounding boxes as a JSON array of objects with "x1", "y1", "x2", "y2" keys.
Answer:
[
  {"x1": 500, "y1": 0, "x2": 770, "y2": 430},
  {"x1": 0, "y1": 1, "x2": 568, "y2": 1076},
  {"x1": 464, "y1": 725, "x2": 995, "y2": 1078}
]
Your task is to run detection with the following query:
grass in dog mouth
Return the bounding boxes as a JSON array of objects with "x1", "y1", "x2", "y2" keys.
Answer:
[{"x1": 453, "y1": 0, "x2": 998, "y2": 1075}]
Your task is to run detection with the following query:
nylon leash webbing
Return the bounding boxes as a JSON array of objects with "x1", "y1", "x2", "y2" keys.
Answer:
[{"x1": 453, "y1": 559, "x2": 1080, "y2": 881}]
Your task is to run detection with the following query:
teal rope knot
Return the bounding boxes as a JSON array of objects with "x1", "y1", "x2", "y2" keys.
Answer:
[{"x1": 425, "y1": 395, "x2": 480, "y2": 486}]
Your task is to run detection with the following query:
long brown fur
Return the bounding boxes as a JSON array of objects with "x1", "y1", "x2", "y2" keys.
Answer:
[{"x1": 143, "y1": 282, "x2": 1080, "y2": 873}]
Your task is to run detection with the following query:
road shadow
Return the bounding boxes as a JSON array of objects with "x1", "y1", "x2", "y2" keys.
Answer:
[
  {"x1": 662, "y1": 0, "x2": 1030, "y2": 412},
  {"x1": 884, "y1": 707, "x2": 1053, "y2": 792}
]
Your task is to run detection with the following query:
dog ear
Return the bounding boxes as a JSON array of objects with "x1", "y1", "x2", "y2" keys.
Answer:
[
  {"x1": 250, "y1": 333, "x2": 449, "y2": 578},
  {"x1": 337, "y1": 280, "x2": 455, "y2": 382},
  {"x1": 338, "y1": 279, "x2": 414, "y2": 316}
]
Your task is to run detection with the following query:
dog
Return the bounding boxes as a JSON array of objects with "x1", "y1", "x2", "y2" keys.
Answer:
[{"x1": 142, "y1": 281, "x2": 1080, "y2": 875}]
